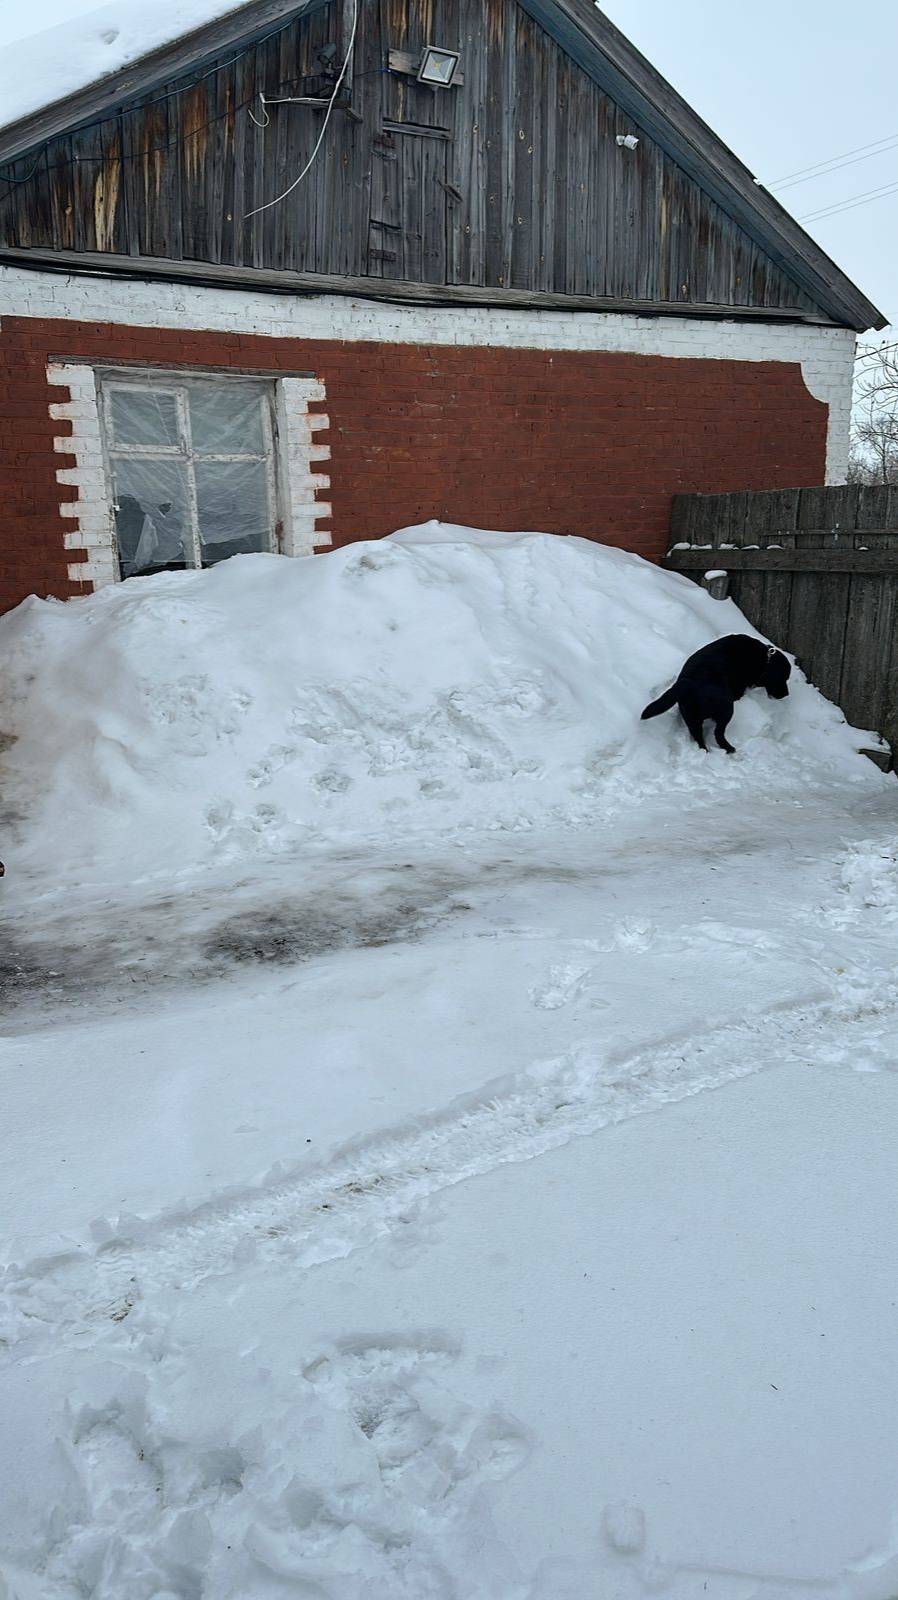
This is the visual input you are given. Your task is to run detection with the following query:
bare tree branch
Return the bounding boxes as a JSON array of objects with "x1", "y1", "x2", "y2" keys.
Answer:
[{"x1": 851, "y1": 342, "x2": 898, "y2": 483}]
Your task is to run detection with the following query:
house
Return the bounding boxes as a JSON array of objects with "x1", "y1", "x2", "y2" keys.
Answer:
[{"x1": 0, "y1": 0, "x2": 885, "y2": 615}]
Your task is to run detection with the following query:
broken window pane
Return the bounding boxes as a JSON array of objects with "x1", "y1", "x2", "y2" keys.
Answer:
[
  {"x1": 108, "y1": 387, "x2": 180, "y2": 450},
  {"x1": 188, "y1": 384, "x2": 266, "y2": 456},
  {"x1": 111, "y1": 457, "x2": 192, "y2": 576},
  {"x1": 196, "y1": 460, "x2": 272, "y2": 563}
]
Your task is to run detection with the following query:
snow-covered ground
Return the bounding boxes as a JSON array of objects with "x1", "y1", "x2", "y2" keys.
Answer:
[{"x1": 1, "y1": 527, "x2": 897, "y2": 1599}]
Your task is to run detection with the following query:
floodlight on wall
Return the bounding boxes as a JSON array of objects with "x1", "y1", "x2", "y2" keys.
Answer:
[
  {"x1": 388, "y1": 45, "x2": 465, "y2": 87},
  {"x1": 417, "y1": 46, "x2": 461, "y2": 87}
]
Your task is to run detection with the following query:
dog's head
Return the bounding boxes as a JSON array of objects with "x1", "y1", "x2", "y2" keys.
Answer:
[{"x1": 762, "y1": 644, "x2": 791, "y2": 699}]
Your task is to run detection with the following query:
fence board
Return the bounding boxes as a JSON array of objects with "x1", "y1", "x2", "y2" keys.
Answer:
[
  {"x1": 756, "y1": 487, "x2": 799, "y2": 642},
  {"x1": 669, "y1": 493, "x2": 698, "y2": 546},
  {"x1": 787, "y1": 489, "x2": 837, "y2": 705},
  {"x1": 839, "y1": 486, "x2": 898, "y2": 750},
  {"x1": 730, "y1": 487, "x2": 767, "y2": 622}
]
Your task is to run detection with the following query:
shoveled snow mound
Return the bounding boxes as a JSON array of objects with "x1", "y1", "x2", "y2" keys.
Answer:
[{"x1": 0, "y1": 524, "x2": 883, "y2": 888}]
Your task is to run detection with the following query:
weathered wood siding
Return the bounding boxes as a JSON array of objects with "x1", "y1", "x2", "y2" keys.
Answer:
[
  {"x1": 0, "y1": 0, "x2": 823, "y2": 312},
  {"x1": 666, "y1": 486, "x2": 898, "y2": 765}
]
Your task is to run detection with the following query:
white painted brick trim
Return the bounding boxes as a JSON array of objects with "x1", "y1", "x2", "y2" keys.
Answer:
[
  {"x1": 7, "y1": 265, "x2": 856, "y2": 508},
  {"x1": 276, "y1": 376, "x2": 332, "y2": 556},
  {"x1": 798, "y1": 360, "x2": 854, "y2": 482},
  {"x1": 47, "y1": 362, "x2": 117, "y2": 588}
]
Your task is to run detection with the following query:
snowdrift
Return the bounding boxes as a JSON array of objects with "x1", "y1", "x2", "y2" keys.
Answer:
[{"x1": 0, "y1": 524, "x2": 882, "y2": 886}]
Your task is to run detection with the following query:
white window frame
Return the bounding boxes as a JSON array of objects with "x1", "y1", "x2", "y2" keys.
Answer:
[{"x1": 98, "y1": 369, "x2": 282, "y2": 576}]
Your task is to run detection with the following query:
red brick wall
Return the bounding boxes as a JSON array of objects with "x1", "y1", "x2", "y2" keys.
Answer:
[{"x1": 0, "y1": 315, "x2": 828, "y2": 615}]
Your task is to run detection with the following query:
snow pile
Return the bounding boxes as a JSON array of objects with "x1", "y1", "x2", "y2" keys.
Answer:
[{"x1": 0, "y1": 524, "x2": 882, "y2": 888}]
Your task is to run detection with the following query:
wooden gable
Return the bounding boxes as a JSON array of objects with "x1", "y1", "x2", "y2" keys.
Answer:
[{"x1": 0, "y1": 0, "x2": 884, "y2": 328}]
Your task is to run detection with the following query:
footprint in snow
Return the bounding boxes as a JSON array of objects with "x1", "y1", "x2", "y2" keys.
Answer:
[
  {"x1": 530, "y1": 963, "x2": 595, "y2": 1010},
  {"x1": 303, "y1": 1336, "x2": 530, "y2": 1498},
  {"x1": 607, "y1": 917, "x2": 657, "y2": 953},
  {"x1": 525, "y1": 960, "x2": 608, "y2": 1011},
  {"x1": 601, "y1": 1500, "x2": 647, "y2": 1555}
]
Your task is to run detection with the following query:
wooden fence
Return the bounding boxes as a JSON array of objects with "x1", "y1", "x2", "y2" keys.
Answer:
[{"x1": 665, "y1": 484, "x2": 898, "y2": 766}]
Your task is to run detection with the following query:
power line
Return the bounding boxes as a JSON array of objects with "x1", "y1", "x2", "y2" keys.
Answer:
[
  {"x1": 800, "y1": 178, "x2": 898, "y2": 224},
  {"x1": 772, "y1": 138, "x2": 898, "y2": 193},
  {"x1": 0, "y1": 9, "x2": 323, "y2": 198},
  {"x1": 244, "y1": 0, "x2": 359, "y2": 219},
  {"x1": 766, "y1": 131, "x2": 898, "y2": 188},
  {"x1": 0, "y1": 83, "x2": 277, "y2": 202},
  {"x1": 5, "y1": 91, "x2": 256, "y2": 189}
]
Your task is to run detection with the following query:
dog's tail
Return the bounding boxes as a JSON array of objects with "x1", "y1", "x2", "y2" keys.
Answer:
[{"x1": 640, "y1": 685, "x2": 678, "y2": 720}]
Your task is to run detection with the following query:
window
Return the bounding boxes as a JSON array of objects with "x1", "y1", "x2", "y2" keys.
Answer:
[{"x1": 99, "y1": 374, "x2": 280, "y2": 578}]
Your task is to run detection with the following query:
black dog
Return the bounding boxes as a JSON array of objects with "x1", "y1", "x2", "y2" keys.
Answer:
[{"x1": 641, "y1": 634, "x2": 791, "y2": 753}]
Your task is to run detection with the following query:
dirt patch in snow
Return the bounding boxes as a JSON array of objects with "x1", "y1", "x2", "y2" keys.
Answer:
[
  {"x1": 0, "y1": 861, "x2": 481, "y2": 1025},
  {"x1": 203, "y1": 888, "x2": 468, "y2": 970}
]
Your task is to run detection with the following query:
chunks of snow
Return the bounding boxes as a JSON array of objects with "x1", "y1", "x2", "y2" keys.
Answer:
[{"x1": 835, "y1": 842, "x2": 898, "y2": 923}]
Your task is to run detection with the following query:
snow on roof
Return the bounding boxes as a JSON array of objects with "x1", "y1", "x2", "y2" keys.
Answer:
[{"x1": 0, "y1": 0, "x2": 247, "y2": 133}]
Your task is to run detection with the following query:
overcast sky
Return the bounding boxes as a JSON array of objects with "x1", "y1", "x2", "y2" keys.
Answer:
[
  {"x1": 0, "y1": 0, "x2": 895, "y2": 335},
  {"x1": 604, "y1": 0, "x2": 898, "y2": 338}
]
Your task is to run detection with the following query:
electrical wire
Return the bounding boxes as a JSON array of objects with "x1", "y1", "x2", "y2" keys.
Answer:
[
  {"x1": 0, "y1": 72, "x2": 351, "y2": 212},
  {"x1": 0, "y1": 8, "x2": 322, "y2": 197},
  {"x1": 243, "y1": 0, "x2": 358, "y2": 219},
  {"x1": 771, "y1": 138, "x2": 898, "y2": 194},
  {"x1": 766, "y1": 131, "x2": 898, "y2": 188},
  {"x1": 1, "y1": 88, "x2": 258, "y2": 200},
  {"x1": 800, "y1": 178, "x2": 898, "y2": 224},
  {"x1": 106, "y1": 11, "x2": 302, "y2": 112}
]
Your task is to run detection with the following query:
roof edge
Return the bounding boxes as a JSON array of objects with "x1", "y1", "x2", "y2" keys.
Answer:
[
  {"x1": 0, "y1": 0, "x2": 323, "y2": 166},
  {"x1": 0, "y1": 0, "x2": 886, "y2": 331},
  {"x1": 0, "y1": 244, "x2": 843, "y2": 322},
  {"x1": 520, "y1": 0, "x2": 887, "y2": 332}
]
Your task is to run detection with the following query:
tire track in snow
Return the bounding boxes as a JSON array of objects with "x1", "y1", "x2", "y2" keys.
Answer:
[{"x1": 3, "y1": 981, "x2": 896, "y2": 1351}]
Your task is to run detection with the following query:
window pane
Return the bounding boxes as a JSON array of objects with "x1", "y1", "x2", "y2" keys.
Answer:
[
  {"x1": 195, "y1": 460, "x2": 273, "y2": 564},
  {"x1": 108, "y1": 387, "x2": 180, "y2": 449},
  {"x1": 188, "y1": 383, "x2": 266, "y2": 456},
  {"x1": 111, "y1": 457, "x2": 193, "y2": 576}
]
